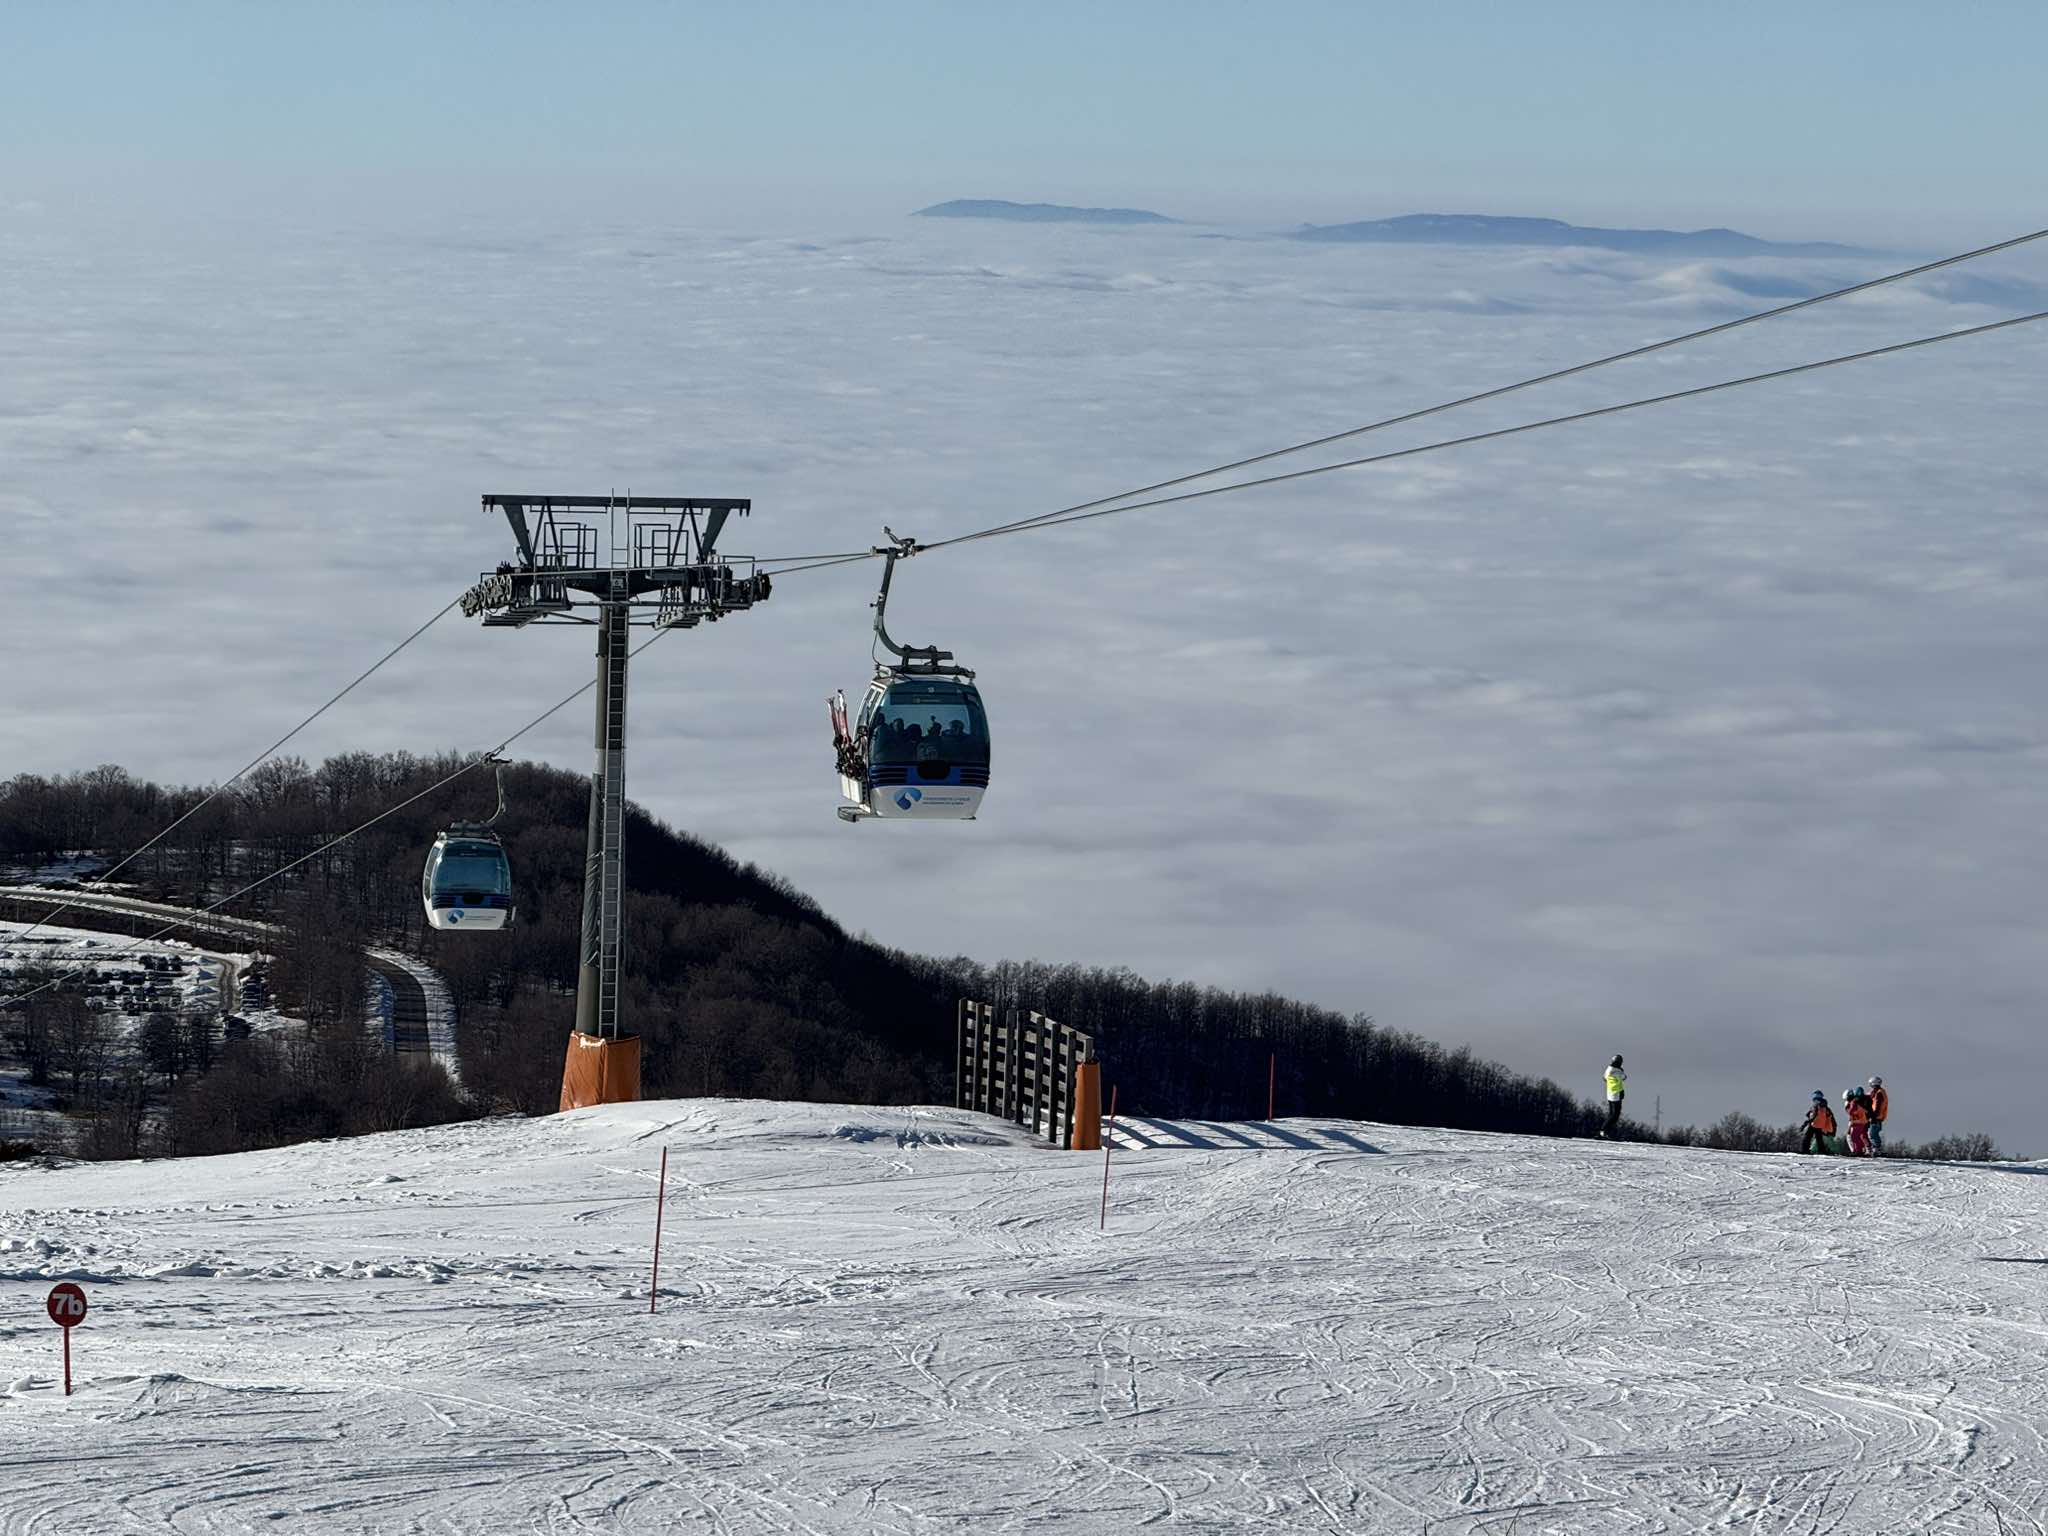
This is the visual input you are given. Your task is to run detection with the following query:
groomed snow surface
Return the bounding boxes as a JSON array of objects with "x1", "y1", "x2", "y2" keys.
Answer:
[{"x1": 3, "y1": 1103, "x2": 2044, "y2": 1533}]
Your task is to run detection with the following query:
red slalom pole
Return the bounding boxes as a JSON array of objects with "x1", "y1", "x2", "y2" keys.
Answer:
[
  {"x1": 1099, "y1": 1084, "x2": 1119, "y2": 1231},
  {"x1": 1267, "y1": 1052, "x2": 1276, "y2": 1121},
  {"x1": 648, "y1": 1145, "x2": 668, "y2": 1314}
]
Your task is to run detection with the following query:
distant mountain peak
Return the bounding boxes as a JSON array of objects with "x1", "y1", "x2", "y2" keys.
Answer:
[
  {"x1": 914, "y1": 199, "x2": 1176, "y2": 226},
  {"x1": 1294, "y1": 213, "x2": 1859, "y2": 258}
]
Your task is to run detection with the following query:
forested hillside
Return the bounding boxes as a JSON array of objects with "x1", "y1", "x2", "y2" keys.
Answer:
[
  {"x1": 2, "y1": 757, "x2": 953, "y2": 1127},
  {"x1": 0, "y1": 759, "x2": 2004, "y2": 1159}
]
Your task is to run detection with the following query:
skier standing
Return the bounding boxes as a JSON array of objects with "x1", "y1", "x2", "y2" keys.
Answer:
[
  {"x1": 1599, "y1": 1055, "x2": 1626, "y2": 1138},
  {"x1": 1867, "y1": 1075, "x2": 1888, "y2": 1155},
  {"x1": 1844, "y1": 1086, "x2": 1871, "y2": 1157},
  {"x1": 1800, "y1": 1091, "x2": 1836, "y2": 1154}
]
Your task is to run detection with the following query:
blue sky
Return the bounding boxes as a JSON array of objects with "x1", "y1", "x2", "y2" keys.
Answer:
[{"x1": 5, "y1": 2, "x2": 2043, "y2": 237}]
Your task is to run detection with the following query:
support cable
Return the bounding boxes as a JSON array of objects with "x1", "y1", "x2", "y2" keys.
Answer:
[
  {"x1": 1, "y1": 628, "x2": 675, "y2": 1009},
  {"x1": 919, "y1": 308, "x2": 2048, "y2": 549},
  {"x1": 13, "y1": 593, "x2": 465, "y2": 942},
  {"x1": 756, "y1": 225, "x2": 2048, "y2": 576},
  {"x1": 750, "y1": 307, "x2": 2048, "y2": 577},
  {"x1": 925, "y1": 226, "x2": 2048, "y2": 547}
]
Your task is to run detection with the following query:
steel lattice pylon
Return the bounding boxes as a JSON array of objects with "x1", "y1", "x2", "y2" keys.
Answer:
[{"x1": 463, "y1": 494, "x2": 772, "y2": 1060}]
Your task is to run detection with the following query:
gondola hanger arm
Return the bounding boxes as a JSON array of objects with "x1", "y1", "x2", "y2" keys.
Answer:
[{"x1": 868, "y1": 529, "x2": 961, "y2": 672}]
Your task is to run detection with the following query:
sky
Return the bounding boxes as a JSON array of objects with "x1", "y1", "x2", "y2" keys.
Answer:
[
  {"x1": 2, "y1": 6, "x2": 2046, "y2": 1151},
  {"x1": 4, "y1": 2, "x2": 2046, "y2": 237}
]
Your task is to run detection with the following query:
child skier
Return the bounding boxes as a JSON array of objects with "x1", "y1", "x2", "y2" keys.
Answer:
[
  {"x1": 1867, "y1": 1075, "x2": 1888, "y2": 1155},
  {"x1": 1843, "y1": 1086, "x2": 1871, "y2": 1156},
  {"x1": 1599, "y1": 1055, "x2": 1626, "y2": 1138},
  {"x1": 1800, "y1": 1091, "x2": 1836, "y2": 1154}
]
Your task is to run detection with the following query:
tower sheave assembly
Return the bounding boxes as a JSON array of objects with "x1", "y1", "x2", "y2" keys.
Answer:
[{"x1": 461, "y1": 494, "x2": 771, "y2": 1110}]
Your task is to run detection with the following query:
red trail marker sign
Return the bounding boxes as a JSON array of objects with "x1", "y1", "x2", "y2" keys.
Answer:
[{"x1": 46, "y1": 1282, "x2": 87, "y2": 1396}]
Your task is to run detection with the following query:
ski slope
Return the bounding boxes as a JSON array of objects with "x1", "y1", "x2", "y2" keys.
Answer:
[{"x1": 2, "y1": 1102, "x2": 2044, "y2": 1533}]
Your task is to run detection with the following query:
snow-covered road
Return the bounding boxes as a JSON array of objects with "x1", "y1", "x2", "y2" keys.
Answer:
[{"x1": 2, "y1": 1103, "x2": 2043, "y2": 1533}]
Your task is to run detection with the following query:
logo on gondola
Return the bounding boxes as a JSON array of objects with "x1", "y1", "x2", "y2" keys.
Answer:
[
  {"x1": 448, "y1": 909, "x2": 463, "y2": 923},
  {"x1": 894, "y1": 787, "x2": 924, "y2": 811}
]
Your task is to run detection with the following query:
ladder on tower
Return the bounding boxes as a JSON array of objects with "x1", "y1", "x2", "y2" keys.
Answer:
[{"x1": 596, "y1": 582, "x2": 629, "y2": 1039}]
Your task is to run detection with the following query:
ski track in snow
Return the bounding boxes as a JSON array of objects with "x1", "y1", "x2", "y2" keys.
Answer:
[{"x1": 1, "y1": 1103, "x2": 2044, "y2": 1533}]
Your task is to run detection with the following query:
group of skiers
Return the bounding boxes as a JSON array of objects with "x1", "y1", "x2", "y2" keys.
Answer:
[
  {"x1": 1597, "y1": 1054, "x2": 1893, "y2": 1158},
  {"x1": 1801, "y1": 1077, "x2": 1889, "y2": 1155}
]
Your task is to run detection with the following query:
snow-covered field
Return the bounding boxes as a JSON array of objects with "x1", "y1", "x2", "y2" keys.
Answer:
[
  {"x1": 0, "y1": 922, "x2": 241, "y2": 1011},
  {"x1": 2, "y1": 1102, "x2": 2044, "y2": 1533},
  {"x1": 0, "y1": 921, "x2": 261, "y2": 1144}
]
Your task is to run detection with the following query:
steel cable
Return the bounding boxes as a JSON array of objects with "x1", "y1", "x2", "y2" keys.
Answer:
[
  {"x1": 0, "y1": 628, "x2": 674, "y2": 1008},
  {"x1": 756, "y1": 226, "x2": 2048, "y2": 576},
  {"x1": 13, "y1": 593, "x2": 466, "y2": 941},
  {"x1": 934, "y1": 226, "x2": 2048, "y2": 546},
  {"x1": 924, "y1": 308, "x2": 2048, "y2": 549}
]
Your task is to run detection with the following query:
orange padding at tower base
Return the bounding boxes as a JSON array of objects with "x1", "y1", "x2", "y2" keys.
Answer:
[
  {"x1": 559, "y1": 1031, "x2": 643, "y2": 1112},
  {"x1": 1070, "y1": 1060, "x2": 1102, "y2": 1151}
]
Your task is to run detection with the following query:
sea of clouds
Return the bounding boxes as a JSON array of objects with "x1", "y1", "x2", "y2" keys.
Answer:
[{"x1": 3, "y1": 196, "x2": 2043, "y2": 1152}]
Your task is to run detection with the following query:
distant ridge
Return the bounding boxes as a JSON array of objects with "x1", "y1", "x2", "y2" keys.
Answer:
[
  {"x1": 1295, "y1": 213, "x2": 1859, "y2": 258},
  {"x1": 914, "y1": 198, "x2": 1176, "y2": 226}
]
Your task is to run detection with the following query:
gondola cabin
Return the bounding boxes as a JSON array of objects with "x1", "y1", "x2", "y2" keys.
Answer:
[
  {"x1": 831, "y1": 531, "x2": 991, "y2": 823},
  {"x1": 837, "y1": 674, "x2": 990, "y2": 821},
  {"x1": 421, "y1": 831, "x2": 515, "y2": 930}
]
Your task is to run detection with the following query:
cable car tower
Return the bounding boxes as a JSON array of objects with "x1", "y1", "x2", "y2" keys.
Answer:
[{"x1": 460, "y1": 494, "x2": 770, "y2": 1108}]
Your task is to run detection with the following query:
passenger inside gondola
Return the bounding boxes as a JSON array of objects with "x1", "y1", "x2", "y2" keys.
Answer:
[{"x1": 869, "y1": 693, "x2": 988, "y2": 767}]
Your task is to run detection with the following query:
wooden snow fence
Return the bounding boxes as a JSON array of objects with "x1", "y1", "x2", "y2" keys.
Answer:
[{"x1": 955, "y1": 1000, "x2": 1095, "y2": 1150}]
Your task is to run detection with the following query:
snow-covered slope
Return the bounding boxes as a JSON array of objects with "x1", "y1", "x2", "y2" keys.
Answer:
[{"x1": 3, "y1": 1103, "x2": 2043, "y2": 1532}]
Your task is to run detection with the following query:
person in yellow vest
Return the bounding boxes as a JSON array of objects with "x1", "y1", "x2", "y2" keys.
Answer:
[
  {"x1": 1866, "y1": 1075, "x2": 1888, "y2": 1155},
  {"x1": 1599, "y1": 1054, "x2": 1626, "y2": 1138},
  {"x1": 1800, "y1": 1091, "x2": 1836, "y2": 1154}
]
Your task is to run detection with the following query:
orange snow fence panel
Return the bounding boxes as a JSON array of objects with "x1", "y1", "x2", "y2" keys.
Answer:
[
  {"x1": 1070, "y1": 1060, "x2": 1102, "y2": 1151},
  {"x1": 558, "y1": 1030, "x2": 643, "y2": 1112}
]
